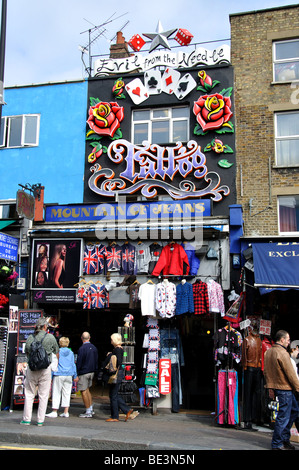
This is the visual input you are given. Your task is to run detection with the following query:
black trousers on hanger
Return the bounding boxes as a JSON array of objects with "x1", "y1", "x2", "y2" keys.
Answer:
[{"x1": 243, "y1": 367, "x2": 262, "y2": 423}]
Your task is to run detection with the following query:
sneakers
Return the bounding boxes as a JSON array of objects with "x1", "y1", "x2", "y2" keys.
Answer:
[
  {"x1": 20, "y1": 420, "x2": 31, "y2": 425},
  {"x1": 79, "y1": 412, "x2": 93, "y2": 418},
  {"x1": 60, "y1": 412, "x2": 69, "y2": 418},
  {"x1": 45, "y1": 411, "x2": 58, "y2": 418}
]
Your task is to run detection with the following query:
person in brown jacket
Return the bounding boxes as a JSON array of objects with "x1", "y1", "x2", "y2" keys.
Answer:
[{"x1": 264, "y1": 330, "x2": 299, "y2": 450}]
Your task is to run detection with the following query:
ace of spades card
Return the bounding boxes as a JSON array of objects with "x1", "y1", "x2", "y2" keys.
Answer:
[
  {"x1": 174, "y1": 73, "x2": 197, "y2": 100},
  {"x1": 144, "y1": 70, "x2": 162, "y2": 95},
  {"x1": 125, "y1": 78, "x2": 149, "y2": 105},
  {"x1": 161, "y1": 68, "x2": 181, "y2": 95}
]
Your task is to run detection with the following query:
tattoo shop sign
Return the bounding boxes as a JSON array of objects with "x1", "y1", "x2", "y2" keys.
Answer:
[{"x1": 94, "y1": 44, "x2": 230, "y2": 76}]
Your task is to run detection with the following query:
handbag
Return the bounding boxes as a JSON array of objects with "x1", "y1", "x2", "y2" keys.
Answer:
[
  {"x1": 144, "y1": 373, "x2": 158, "y2": 386},
  {"x1": 105, "y1": 354, "x2": 119, "y2": 384}
]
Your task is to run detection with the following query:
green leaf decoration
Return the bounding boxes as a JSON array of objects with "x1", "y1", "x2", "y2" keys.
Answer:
[
  {"x1": 111, "y1": 128, "x2": 123, "y2": 141},
  {"x1": 219, "y1": 87, "x2": 233, "y2": 97},
  {"x1": 215, "y1": 122, "x2": 234, "y2": 134},
  {"x1": 194, "y1": 124, "x2": 208, "y2": 136},
  {"x1": 86, "y1": 132, "x2": 102, "y2": 141},
  {"x1": 212, "y1": 80, "x2": 220, "y2": 88},
  {"x1": 223, "y1": 145, "x2": 234, "y2": 154},
  {"x1": 90, "y1": 97, "x2": 101, "y2": 106},
  {"x1": 204, "y1": 144, "x2": 212, "y2": 152},
  {"x1": 218, "y1": 159, "x2": 234, "y2": 168}
]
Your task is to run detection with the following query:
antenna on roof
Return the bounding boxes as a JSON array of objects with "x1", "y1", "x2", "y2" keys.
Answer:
[{"x1": 79, "y1": 12, "x2": 129, "y2": 77}]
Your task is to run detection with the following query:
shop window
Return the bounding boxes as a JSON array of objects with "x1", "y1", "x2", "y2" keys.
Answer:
[
  {"x1": 278, "y1": 195, "x2": 299, "y2": 234},
  {"x1": 0, "y1": 114, "x2": 40, "y2": 149},
  {"x1": 132, "y1": 106, "x2": 189, "y2": 145},
  {"x1": 274, "y1": 111, "x2": 299, "y2": 166},
  {"x1": 273, "y1": 39, "x2": 299, "y2": 82}
]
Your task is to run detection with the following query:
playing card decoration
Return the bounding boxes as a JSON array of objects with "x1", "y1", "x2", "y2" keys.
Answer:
[
  {"x1": 174, "y1": 73, "x2": 196, "y2": 100},
  {"x1": 125, "y1": 78, "x2": 149, "y2": 105},
  {"x1": 86, "y1": 98, "x2": 124, "y2": 163},
  {"x1": 174, "y1": 28, "x2": 193, "y2": 46},
  {"x1": 161, "y1": 68, "x2": 180, "y2": 95},
  {"x1": 144, "y1": 70, "x2": 162, "y2": 95},
  {"x1": 128, "y1": 34, "x2": 146, "y2": 52}
]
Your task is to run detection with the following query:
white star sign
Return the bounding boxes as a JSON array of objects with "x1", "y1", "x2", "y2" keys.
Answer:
[{"x1": 143, "y1": 21, "x2": 177, "y2": 53}]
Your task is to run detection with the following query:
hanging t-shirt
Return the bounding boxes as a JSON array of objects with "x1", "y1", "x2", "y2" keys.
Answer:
[
  {"x1": 121, "y1": 243, "x2": 136, "y2": 275},
  {"x1": 138, "y1": 282, "x2": 157, "y2": 317},
  {"x1": 105, "y1": 244, "x2": 122, "y2": 271},
  {"x1": 156, "y1": 281, "x2": 176, "y2": 319},
  {"x1": 135, "y1": 243, "x2": 151, "y2": 274},
  {"x1": 148, "y1": 243, "x2": 163, "y2": 274}
]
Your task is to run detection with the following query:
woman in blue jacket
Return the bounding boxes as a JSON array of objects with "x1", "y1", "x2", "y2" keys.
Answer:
[{"x1": 46, "y1": 337, "x2": 78, "y2": 418}]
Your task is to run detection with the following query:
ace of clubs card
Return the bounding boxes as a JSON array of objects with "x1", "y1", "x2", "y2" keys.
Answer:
[{"x1": 144, "y1": 70, "x2": 162, "y2": 95}]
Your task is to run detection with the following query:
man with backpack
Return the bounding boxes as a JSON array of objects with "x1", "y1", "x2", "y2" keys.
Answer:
[{"x1": 21, "y1": 317, "x2": 59, "y2": 426}]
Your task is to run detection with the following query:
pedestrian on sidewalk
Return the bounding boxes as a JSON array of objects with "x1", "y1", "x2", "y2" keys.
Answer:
[
  {"x1": 76, "y1": 331, "x2": 98, "y2": 418},
  {"x1": 46, "y1": 336, "x2": 78, "y2": 418},
  {"x1": 105, "y1": 333, "x2": 135, "y2": 422},
  {"x1": 264, "y1": 330, "x2": 299, "y2": 450},
  {"x1": 21, "y1": 317, "x2": 59, "y2": 426}
]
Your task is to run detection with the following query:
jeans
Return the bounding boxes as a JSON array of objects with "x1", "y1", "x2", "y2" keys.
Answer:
[
  {"x1": 109, "y1": 383, "x2": 130, "y2": 419},
  {"x1": 272, "y1": 390, "x2": 298, "y2": 449}
]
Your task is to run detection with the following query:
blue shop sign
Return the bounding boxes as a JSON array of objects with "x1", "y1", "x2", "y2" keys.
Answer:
[
  {"x1": 0, "y1": 232, "x2": 19, "y2": 262},
  {"x1": 45, "y1": 199, "x2": 211, "y2": 223}
]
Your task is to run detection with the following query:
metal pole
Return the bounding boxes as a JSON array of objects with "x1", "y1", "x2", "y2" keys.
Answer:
[{"x1": 0, "y1": 0, "x2": 7, "y2": 120}]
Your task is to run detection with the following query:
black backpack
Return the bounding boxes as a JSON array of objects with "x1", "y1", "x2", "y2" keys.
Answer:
[{"x1": 28, "y1": 332, "x2": 51, "y2": 371}]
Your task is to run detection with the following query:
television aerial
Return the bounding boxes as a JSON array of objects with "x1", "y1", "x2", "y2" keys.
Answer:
[{"x1": 79, "y1": 12, "x2": 129, "y2": 77}]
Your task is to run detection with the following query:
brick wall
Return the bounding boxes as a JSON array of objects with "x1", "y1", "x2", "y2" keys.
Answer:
[{"x1": 230, "y1": 5, "x2": 299, "y2": 236}]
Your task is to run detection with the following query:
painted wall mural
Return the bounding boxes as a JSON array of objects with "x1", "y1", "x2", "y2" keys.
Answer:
[{"x1": 85, "y1": 65, "x2": 235, "y2": 206}]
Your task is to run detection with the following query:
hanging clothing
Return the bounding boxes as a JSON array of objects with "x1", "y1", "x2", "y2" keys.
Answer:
[
  {"x1": 181, "y1": 242, "x2": 200, "y2": 276},
  {"x1": 152, "y1": 243, "x2": 190, "y2": 276},
  {"x1": 156, "y1": 281, "x2": 176, "y2": 318},
  {"x1": 175, "y1": 282, "x2": 194, "y2": 315},
  {"x1": 105, "y1": 244, "x2": 122, "y2": 271},
  {"x1": 138, "y1": 282, "x2": 157, "y2": 317},
  {"x1": 217, "y1": 369, "x2": 239, "y2": 425},
  {"x1": 261, "y1": 337, "x2": 273, "y2": 371},
  {"x1": 126, "y1": 282, "x2": 141, "y2": 309},
  {"x1": 83, "y1": 244, "x2": 98, "y2": 274},
  {"x1": 148, "y1": 243, "x2": 163, "y2": 274},
  {"x1": 207, "y1": 279, "x2": 225, "y2": 316},
  {"x1": 214, "y1": 326, "x2": 242, "y2": 366},
  {"x1": 121, "y1": 243, "x2": 136, "y2": 275},
  {"x1": 135, "y1": 243, "x2": 151, "y2": 274},
  {"x1": 192, "y1": 280, "x2": 209, "y2": 315},
  {"x1": 94, "y1": 243, "x2": 106, "y2": 274},
  {"x1": 90, "y1": 284, "x2": 109, "y2": 309}
]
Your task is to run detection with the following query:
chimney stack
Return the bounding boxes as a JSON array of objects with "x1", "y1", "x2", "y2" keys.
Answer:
[{"x1": 110, "y1": 31, "x2": 131, "y2": 59}]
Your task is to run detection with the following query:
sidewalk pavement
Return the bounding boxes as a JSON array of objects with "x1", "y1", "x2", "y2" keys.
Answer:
[{"x1": 0, "y1": 400, "x2": 289, "y2": 451}]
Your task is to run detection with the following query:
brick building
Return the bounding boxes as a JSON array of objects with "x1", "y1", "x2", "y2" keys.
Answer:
[{"x1": 230, "y1": 4, "x2": 299, "y2": 237}]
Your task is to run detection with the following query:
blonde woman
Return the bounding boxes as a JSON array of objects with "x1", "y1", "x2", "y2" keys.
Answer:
[
  {"x1": 50, "y1": 244, "x2": 66, "y2": 288},
  {"x1": 106, "y1": 333, "x2": 135, "y2": 422},
  {"x1": 46, "y1": 337, "x2": 78, "y2": 418}
]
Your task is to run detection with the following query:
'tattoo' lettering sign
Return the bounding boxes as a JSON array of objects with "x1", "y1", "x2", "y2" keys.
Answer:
[{"x1": 159, "y1": 359, "x2": 171, "y2": 395}]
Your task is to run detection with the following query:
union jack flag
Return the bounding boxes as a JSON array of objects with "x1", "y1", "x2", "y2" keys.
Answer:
[
  {"x1": 91, "y1": 285, "x2": 109, "y2": 309},
  {"x1": 105, "y1": 245, "x2": 122, "y2": 271},
  {"x1": 83, "y1": 286, "x2": 92, "y2": 309},
  {"x1": 83, "y1": 246, "x2": 98, "y2": 274},
  {"x1": 95, "y1": 243, "x2": 106, "y2": 273}
]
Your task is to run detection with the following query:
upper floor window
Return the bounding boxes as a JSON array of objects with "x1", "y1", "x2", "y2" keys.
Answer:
[
  {"x1": 132, "y1": 107, "x2": 189, "y2": 145},
  {"x1": 0, "y1": 114, "x2": 40, "y2": 149},
  {"x1": 278, "y1": 195, "x2": 299, "y2": 234},
  {"x1": 273, "y1": 39, "x2": 299, "y2": 82},
  {"x1": 275, "y1": 111, "x2": 299, "y2": 166}
]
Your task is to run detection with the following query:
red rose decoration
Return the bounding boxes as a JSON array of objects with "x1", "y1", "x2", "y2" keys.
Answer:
[
  {"x1": 193, "y1": 93, "x2": 233, "y2": 132},
  {"x1": 87, "y1": 101, "x2": 124, "y2": 138}
]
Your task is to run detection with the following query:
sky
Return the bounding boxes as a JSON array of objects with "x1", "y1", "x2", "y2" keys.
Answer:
[{"x1": 2, "y1": 0, "x2": 298, "y2": 87}]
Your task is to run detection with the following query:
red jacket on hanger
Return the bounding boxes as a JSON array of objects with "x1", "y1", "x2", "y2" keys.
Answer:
[{"x1": 152, "y1": 243, "x2": 190, "y2": 276}]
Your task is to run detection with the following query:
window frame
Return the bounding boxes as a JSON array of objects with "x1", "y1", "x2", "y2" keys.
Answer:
[
  {"x1": 274, "y1": 110, "x2": 299, "y2": 167},
  {"x1": 0, "y1": 114, "x2": 40, "y2": 149},
  {"x1": 132, "y1": 106, "x2": 189, "y2": 145},
  {"x1": 277, "y1": 195, "x2": 299, "y2": 235},
  {"x1": 272, "y1": 38, "x2": 299, "y2": 83}
]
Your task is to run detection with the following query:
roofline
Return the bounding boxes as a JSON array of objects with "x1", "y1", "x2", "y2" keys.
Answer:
[
  {"x1": 229, "y1": 3, "x2": 298, "y2": 19},
  {"x1": 4, "y1": 78, "x2": 87, "y2": 90}
]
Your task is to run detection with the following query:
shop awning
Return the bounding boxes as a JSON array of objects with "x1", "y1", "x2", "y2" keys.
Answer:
[
  {"x1": 252, "y1": 242, "x2": 299, "y2": 288},
  {"x1": 0, "y1": 220, "x2": 16, "y2": 230}
]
